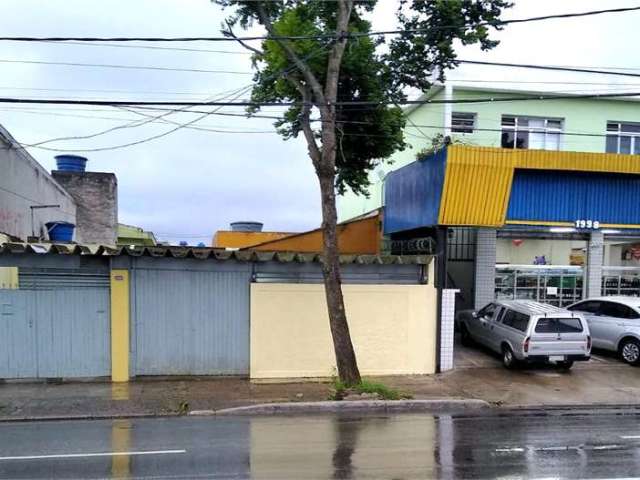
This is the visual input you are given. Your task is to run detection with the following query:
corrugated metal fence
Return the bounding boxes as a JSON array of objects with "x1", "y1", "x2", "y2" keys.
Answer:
[
  {"x1": 131, "y1": 262, "x2": 252, "y2": 376},
  {"x1": 0, "y1": 250, "x2": 428, "y2": 380},
  {"x1": 0, "y1": 268, "x2": 110, "y2": 379}
]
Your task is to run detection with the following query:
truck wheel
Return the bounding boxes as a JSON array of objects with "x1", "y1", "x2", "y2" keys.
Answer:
[
  {"x1": 502, "y1": 346, "x2": 518, "y2": 370},
  {"x1": 619, "y1": 338, "x2": 640, "y2": 365},
  {"x1": 556, "y1": 360, "x2": 574, "y2": 371},
  {"x1": 460, "y1": 325, "x2": 473, "y2": 347}
]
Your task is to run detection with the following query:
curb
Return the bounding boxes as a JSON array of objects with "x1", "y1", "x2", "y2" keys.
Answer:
[
  {"x1": 0, "y1": 412, "x2": 178, "y2": 423},
  {"x1": 191, "y1": 399, "x2": 491, "y2": 416}
]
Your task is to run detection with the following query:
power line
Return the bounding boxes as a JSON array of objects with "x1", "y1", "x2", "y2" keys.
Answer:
[
  {"x1": 0, "y1": 85, "x2": 248, "y2": 96},
  {"x1": 458, "y1": 60, "x2": 640, "y2": 79},
  {"x1": 36, "y1": 40, "x2": 251, "y2": 55},
  {"x1": 0, "y1": 104, "x2": 286, "y2": 121},
  {"x1": 4, "y1": 41, "x2": 336, "y2": 152},
  {"x1": 2, "y1": 5, "x2": 639, "y2": 42},
  {"x1": 0, "y1": 59, "x2": 252, "y2": 75},
  {"x1": 1, "y1": 90, "x2": 639, "y2": 108}
]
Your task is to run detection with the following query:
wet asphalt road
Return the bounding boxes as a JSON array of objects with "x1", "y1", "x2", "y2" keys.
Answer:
[{"x1": 2, "y1": 411, "x2": 640, "y2": 479}]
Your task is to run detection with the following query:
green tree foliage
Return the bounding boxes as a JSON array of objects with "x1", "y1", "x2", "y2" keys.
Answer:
[{"x1": 213, "y1": 0, "x2": 511, "y2": 384}]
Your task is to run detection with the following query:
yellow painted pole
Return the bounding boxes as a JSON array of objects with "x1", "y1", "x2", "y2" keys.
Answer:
[{"x1": 110, "y1": 270, "x2": 130, "y2": 382}]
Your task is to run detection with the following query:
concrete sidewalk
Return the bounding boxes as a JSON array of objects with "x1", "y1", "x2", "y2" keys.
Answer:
[{"x1": 1, "y1": 352, "x2": 640, "y2": 420}]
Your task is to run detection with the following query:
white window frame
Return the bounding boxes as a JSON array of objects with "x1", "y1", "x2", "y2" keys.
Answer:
[
  {"x1": 501, "y1": 115, "x2": 564, "y2": 151},
  {"x1": 605, "y1": 121, "x2": 640, "y2": 154},
  {"x1": 451, "y1": 112, "x2": 476, "y2": 134}
]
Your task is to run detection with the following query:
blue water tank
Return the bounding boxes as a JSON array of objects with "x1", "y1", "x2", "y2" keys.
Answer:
[
  {"x1": 55, "y1": 155, "x2": 88, "y2": 172},
  {"x1": 46, "y1": 221, "x2": 75, "y2": 242}
]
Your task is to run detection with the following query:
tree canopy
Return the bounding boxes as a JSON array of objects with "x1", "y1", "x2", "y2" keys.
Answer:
[{"x1": 215, "y1": 0, "x2": 511, "y2": 196}]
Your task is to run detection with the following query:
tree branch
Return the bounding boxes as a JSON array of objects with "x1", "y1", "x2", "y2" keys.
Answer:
[
  {"x1": 254, "y1": 3, "x2": 327, "y2": 108},
  {"x1": 324, "y1": 0, "x2": 354, "y2": 104},
  {"x1": 286, "y1": 73, "x2": 321, "y2": 165},
  {"x1": 222, "y1": 20, "x2": 264, "y2": 57}
]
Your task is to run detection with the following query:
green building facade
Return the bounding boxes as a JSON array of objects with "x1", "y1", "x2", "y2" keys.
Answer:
[{"x1": 338, "y1": 85, "x2": 640, "y2": 221}]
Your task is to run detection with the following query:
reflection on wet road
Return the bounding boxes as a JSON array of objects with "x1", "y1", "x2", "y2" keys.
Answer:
[{"x1": 2, "y1": 411, "x2": 640, "y2": 479}]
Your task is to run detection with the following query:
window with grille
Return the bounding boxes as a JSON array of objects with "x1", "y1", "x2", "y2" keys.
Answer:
[
  {"x1": 451, "y1": 112, "x2": 476, "y2": 133},
  {"x1": 501, "y1": 115, "x2": 563, "y2": 151},
  {"x1": 605, "y1": 121, "x2": 640, "y2": 154}
]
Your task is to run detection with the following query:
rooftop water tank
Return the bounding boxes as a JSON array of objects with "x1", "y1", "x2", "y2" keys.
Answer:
[
  {"x1": 55, "y1": 155, "x2": 88, "y2": 172},
  {"x1": 46, "y1": 221, "x2": 75, "y2": 242},
  {"x1": 230, "y1": 221, "x2": 263, "y2": 232}
]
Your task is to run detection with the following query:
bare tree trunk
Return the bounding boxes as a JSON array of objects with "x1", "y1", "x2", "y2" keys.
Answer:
[
  {"x1": 253, "y1": 0, "x2": 361, "y2": 385},
  {"x1": 318, "y1": 171, "x2": 361, "y2": 385},
  {"x1": 317, "y1": 0, "x2": 361, "y2": 386}
]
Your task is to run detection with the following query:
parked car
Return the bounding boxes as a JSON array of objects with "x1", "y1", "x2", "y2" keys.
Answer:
[
  {"x1": 567, "y1": 296, "x2": 640, "y2": 365},
  {"x1": 456, "y1": 300, "x2": 591, "y2": 370}
]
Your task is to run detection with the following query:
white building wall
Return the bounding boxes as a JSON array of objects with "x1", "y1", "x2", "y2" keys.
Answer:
[
  {"x1": 0, "y1": 126, "x2": 76, "y2": 241},
  {"x1": 475, "y1": 228, "x2": 497, "y2": 309}
]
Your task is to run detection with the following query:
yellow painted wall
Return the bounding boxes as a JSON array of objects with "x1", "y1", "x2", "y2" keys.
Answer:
[
  {"x1": 250, "y1": 281, "x2": 437, "y2": 379},
  {"x1": 0, "y1": 267, "x2": 18, "y2": 289},
  {"x1": 250, "y1": 215, "x2": 381, "y2": 255},
  {"x1": 110, "y1": 270, "x2": 130, "y2": 382},
  {"x1": 212, "y1": 231, "x2": 293, "y2": 249}
]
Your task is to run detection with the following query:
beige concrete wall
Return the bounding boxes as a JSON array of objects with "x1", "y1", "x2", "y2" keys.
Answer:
[{"x1": 250, "y1": 282, "x2": 437, "y2": 379}]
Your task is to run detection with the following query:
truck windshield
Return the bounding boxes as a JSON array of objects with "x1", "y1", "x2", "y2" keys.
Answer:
[{"x1": 535, "y1": 318, "x2": 583, "y2": 333}]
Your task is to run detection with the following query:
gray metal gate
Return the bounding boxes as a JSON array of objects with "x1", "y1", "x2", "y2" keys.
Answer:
[
  {"x1": 132, "y1": 265, "x2": 251, "y2": 376},
  {"x1": 0, "y1": 270, "x2": 110, "y2": 379}
]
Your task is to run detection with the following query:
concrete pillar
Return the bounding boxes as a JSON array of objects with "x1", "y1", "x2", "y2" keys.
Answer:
[
  {"x1": 474, "y1": 228, "x2": 497, "y2": 309},
  {"x1": 586, "y1": 230, "x2": 604, "y2": 299}
]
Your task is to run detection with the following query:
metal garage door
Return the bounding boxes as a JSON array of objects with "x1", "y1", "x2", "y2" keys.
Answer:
[
  {"x1": 132, "y1": 268, "x2": 250, "y2": 376},
  {"x1": 0, "y1": 270, "x2": 110, "y2": 379}
]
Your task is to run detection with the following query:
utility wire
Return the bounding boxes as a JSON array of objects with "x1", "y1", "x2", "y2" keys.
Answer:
[
  {"x1": 458, "y1": 60, "x2": 640, "y2": 79},
  {"x1": 2, "y1": 5, "x2": 639, "y2": 42},
  {"x1": 5, "y1": 42, "x2": 336, "y2": 152},
  {"x1": 0, "y1": 59, "x2": 252, "y2": 75},
  {"x1": 36, "y1": 40, "x2": 251, "y2": 54},
  {"x1": 0, "y1": 86, "x2": 252, "y2": 96},
  {"x1": 1, "y1": 90, "x2": 639, "y2": 107}
]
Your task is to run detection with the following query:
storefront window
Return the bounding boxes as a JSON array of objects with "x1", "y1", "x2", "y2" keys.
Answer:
[
  {"x1": 602, "y1": 236, "x2": 640, "y2": 296},
  {"x1": 496, "y1": 265, "x2": 583, "y2": 307},
  {"x1": 495, "y1": 235, "x2": 586, "y2": 307}
]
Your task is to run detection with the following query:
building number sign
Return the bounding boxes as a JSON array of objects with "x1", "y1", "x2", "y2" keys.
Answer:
[{"x1": 575, "y1": 219, "x2": 600, "y2": 229}]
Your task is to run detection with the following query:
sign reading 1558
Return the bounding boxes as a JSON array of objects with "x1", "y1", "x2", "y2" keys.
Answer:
[{"x1": 575, "y1": 219, "x2": 600, "y2": 229}]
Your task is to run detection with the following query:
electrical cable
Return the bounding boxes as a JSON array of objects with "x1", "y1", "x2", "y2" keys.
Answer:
[
  {"x1": 458, "y1": 60, "x2": 640, "y2": 79},
  {"x1": 0, "y1": 59, "x2": 252, "y2": 75},
  {"x1": 4, "y1": 41, "x2": 336, "y2": 152},
  {"x1": 1, "y1": 90, "x2": 639, "y2": 108},
  {"x1": 1, "y1": 5, "x2": 639, "y2": 42},
  {"x1": 36, "y1": 40, "x2": 251, "y2": 54}
]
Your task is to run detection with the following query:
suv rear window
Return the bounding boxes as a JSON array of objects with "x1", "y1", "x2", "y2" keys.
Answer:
[
  {"x1": 535, "y1": 318, "x2": 584, "y2": 333},
  {"x1": 501, "y1": 310, "x2": 529, "y2": 332}
]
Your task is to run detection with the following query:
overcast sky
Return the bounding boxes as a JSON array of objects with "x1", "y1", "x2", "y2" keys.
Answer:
[{"x1": 1, "y1": 0, "x2": 638, "y2": 244}]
